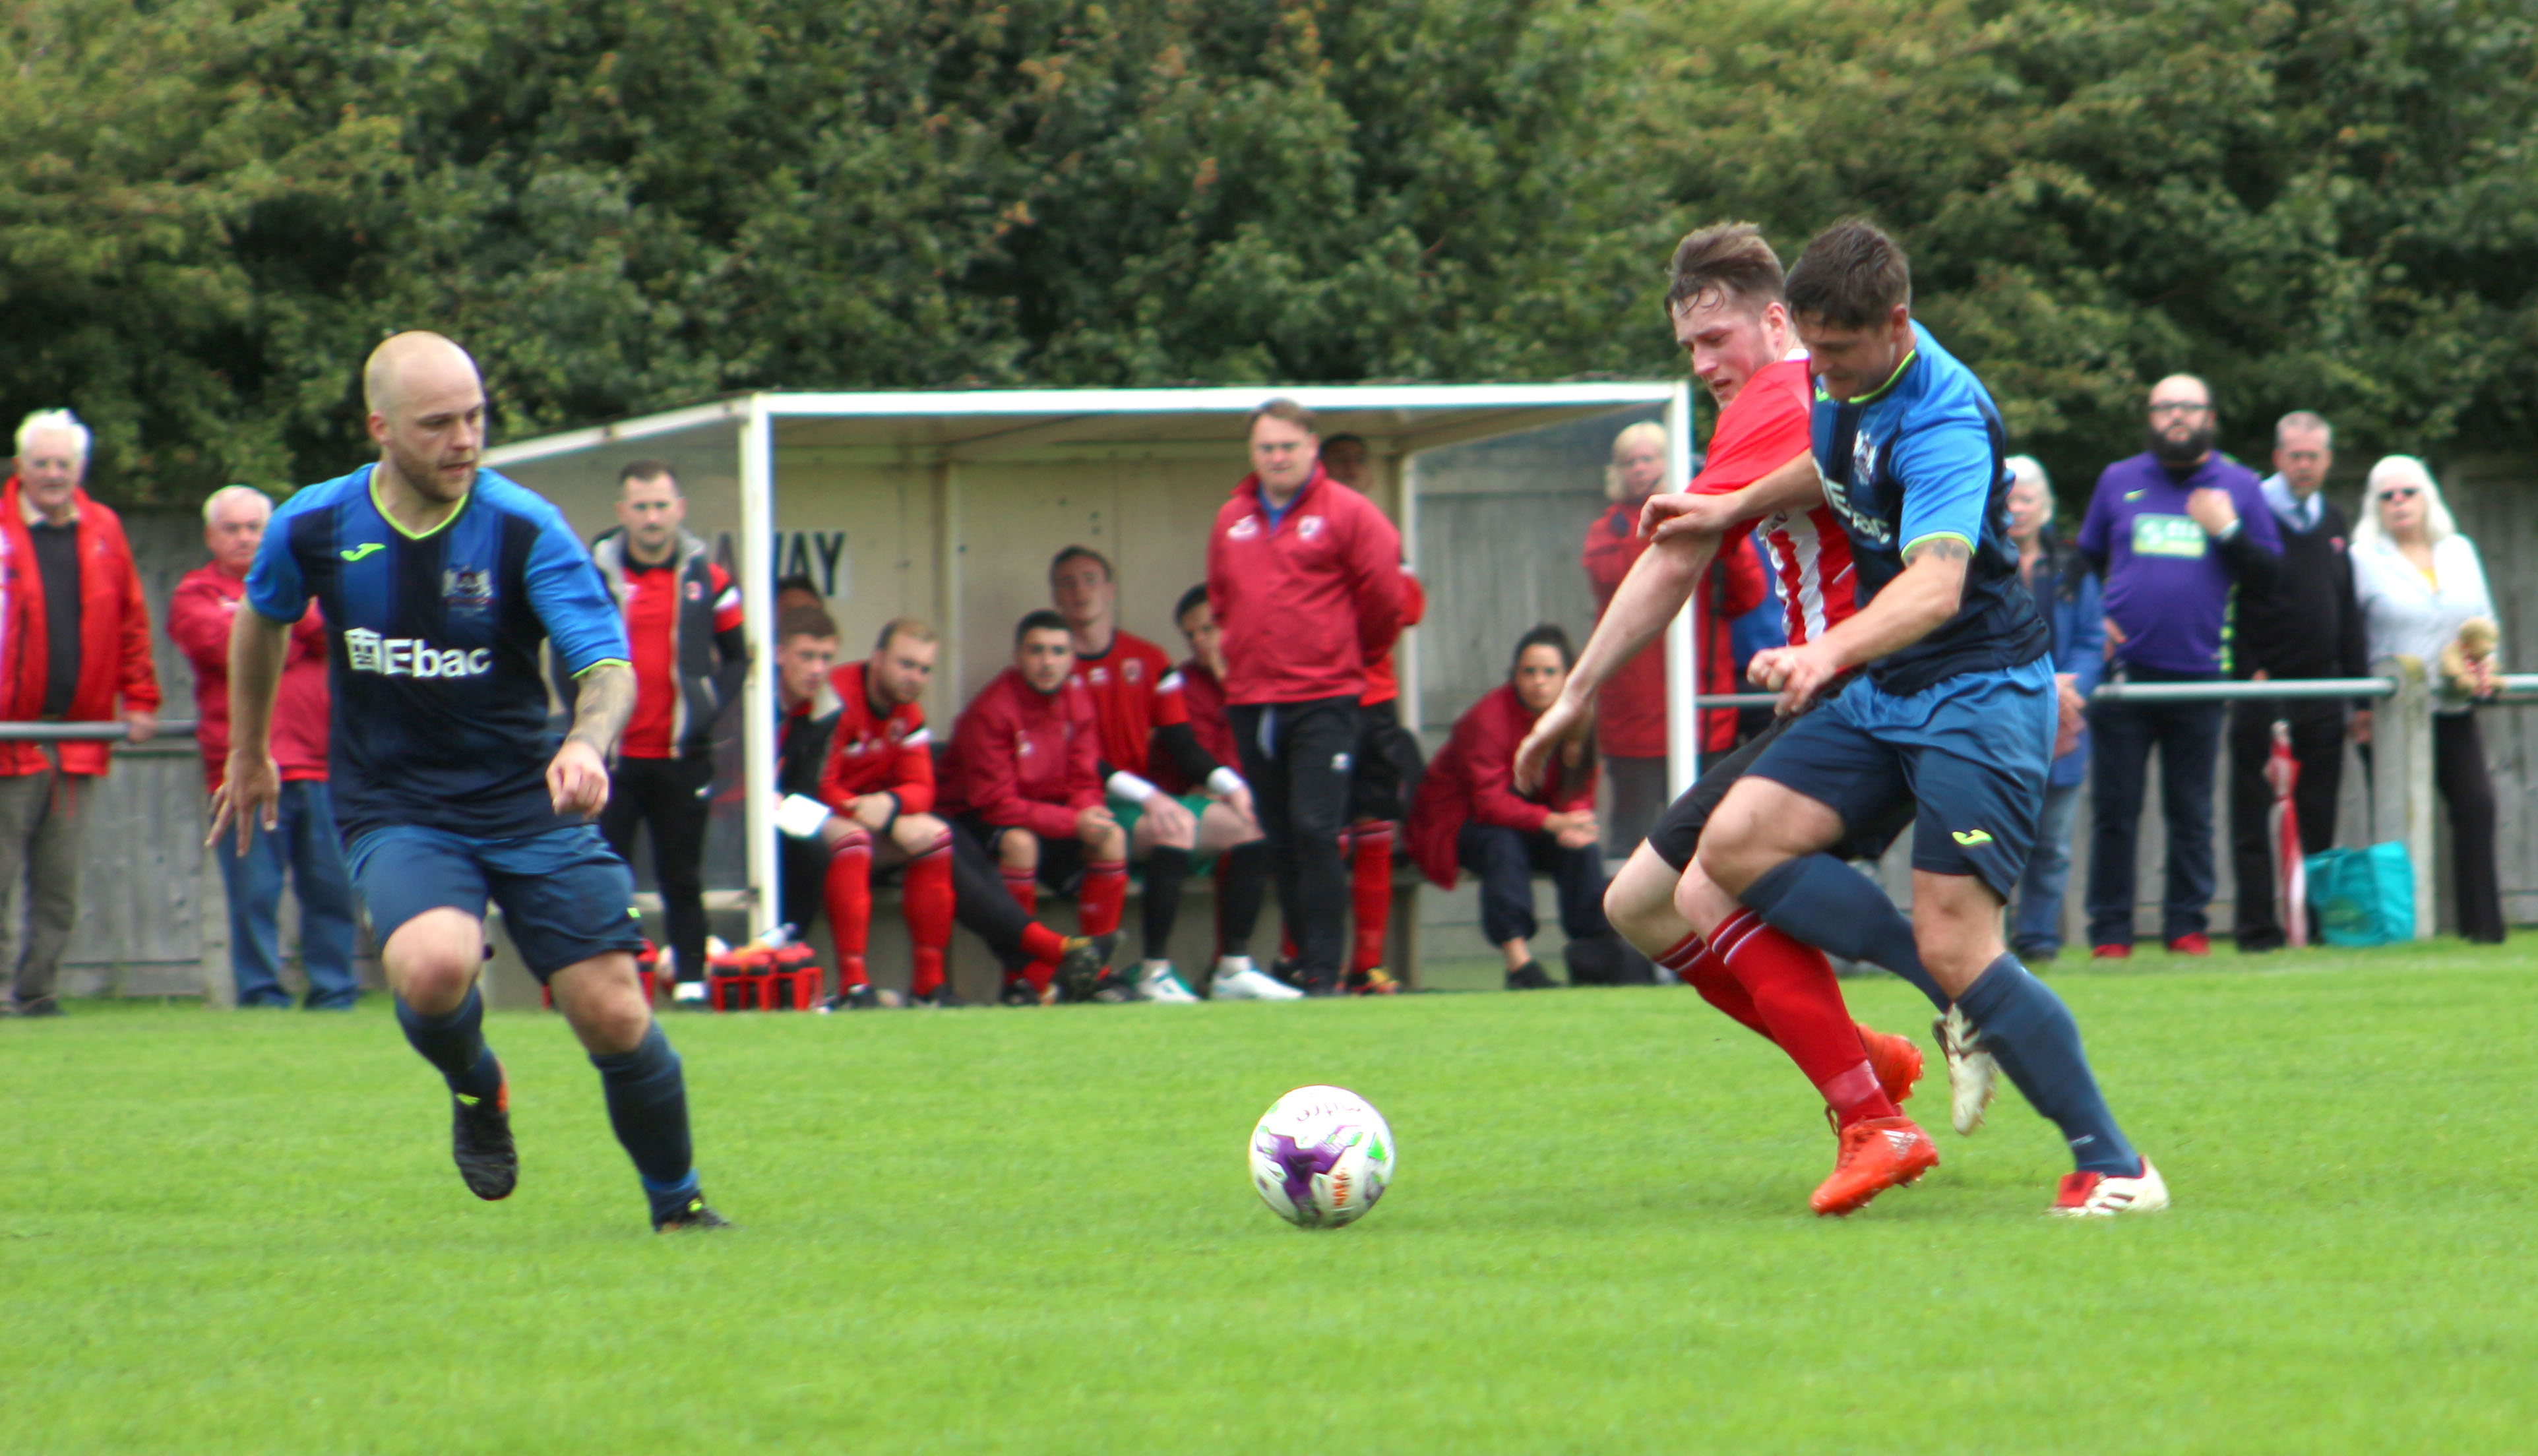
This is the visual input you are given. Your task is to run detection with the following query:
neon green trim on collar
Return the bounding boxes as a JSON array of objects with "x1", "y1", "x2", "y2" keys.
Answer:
[
  {"x1": 1816, "y1": 348, "x2": 1919, "y2": 407},
  {"x1": 369, "y1": 472, "x2": 471, "y2": 541}
]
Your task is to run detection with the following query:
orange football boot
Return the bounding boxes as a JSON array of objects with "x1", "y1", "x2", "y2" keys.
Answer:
[
  {"x1": 1856, "y1": 1023, "x2": 1925, "y2": 1107},
  {"x1": 1811, "y1": 1115, "x2": 1940, "y2": 1217}
]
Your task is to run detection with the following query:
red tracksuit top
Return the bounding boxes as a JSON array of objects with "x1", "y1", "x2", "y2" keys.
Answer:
[
  {"x1": 1359, "y1": 568, "x2": 1425, "y2": 707},
  {"x1": 816, "y1": 660, "x2": 935, "y2": 814},
  {"x1": 1206, "y1": 468, "x2": 1405, "y2": 706},
  {"x1": 1068, "y1": 628, "x2": 1185, "y2": 778},
  {"x1": 1581, "y1": 511, "x2": 1768, "y2": 757},
  {"x1": 1408, "y1": 683, "x2": 1596, "y2": 890},
  {"x1": 939, "y1": 668, "x2": 1101, "y2": 839},
  {"x1": 168, "y1": 563, "x2": 331, "y2": 793},
  {"x1": 1154, "y1": 657, "x2": 1235, "y2": 796}
]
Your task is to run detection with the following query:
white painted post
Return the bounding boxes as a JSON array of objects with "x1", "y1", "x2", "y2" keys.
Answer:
[
  {"x1": 2368, "y1": 656, "x2": 2436, "y2": 940},
  {"x1": 739, "y1": 398, "x2": 779, "y2": 940},
  {"x1": 1662, "y1": 382, "x2": 1700, "y2": 798}
]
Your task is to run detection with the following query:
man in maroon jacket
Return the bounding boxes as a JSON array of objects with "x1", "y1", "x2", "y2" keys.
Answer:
[
  {"x1": 938, "y1": 611, "x2": 1129, "y2": 1002},
  {"x1": 170, "y1": 485, "x2": 358, "y2": 1009},
  {"x1": 1205, "y1": 399, "x2": 1405, "y2": 996},
  {"x1": 0, "y1": 410, "x2": 162, "y2": 1017}
]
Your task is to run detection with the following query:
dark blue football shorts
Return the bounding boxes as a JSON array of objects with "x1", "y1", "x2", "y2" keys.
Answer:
[
  {"x1": 348, "y1": 822, "x2": 646, "y2": 981},
  {"x1": 1743, "y1": 657, "x2": 2056, "y2": 900}
]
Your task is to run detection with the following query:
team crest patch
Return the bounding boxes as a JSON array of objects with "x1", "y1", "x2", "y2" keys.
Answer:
[
  {"x1": 685, "y1": 580, "x2": 704, "y2": 601},
  {"x1": 1298, "y1": 516, "x2": 1325, "y2": 539},
  {"x1": 1123, "y1": 659, "x2": 1143, "y2": 684},
  {"x1": 443, "y1": 566, "x2": 494, "y2": 614}
]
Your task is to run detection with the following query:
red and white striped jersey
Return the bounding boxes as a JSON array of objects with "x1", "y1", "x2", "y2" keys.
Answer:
[{"x1": 1698, "y1": 355, "x2": 1856, "y2": 646}]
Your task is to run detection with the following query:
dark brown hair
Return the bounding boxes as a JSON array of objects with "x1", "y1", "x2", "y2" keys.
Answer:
[
  {"x1": 777, "y1": 605, "x2": 838, "y2": 644},
  {"x1": 617, "y1": 459, "x2": 677, "y2": 489},
  {"x1": 1665, "y1": 223, "x2": 1786, "y2": 315},
  {"x1": 1783, "y1": 218, "x2": 1912, "y2": 330},
  {"x1": 1049, "y1": 545, "x2": 1113, "y2": 582}
]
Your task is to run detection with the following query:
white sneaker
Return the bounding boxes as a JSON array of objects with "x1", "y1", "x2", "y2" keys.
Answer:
[
  {"x1": 1209, "y1": 958, "x2": 1303, "y2": 1001},
  {"x1": 1136, "y1": 961, "x2": 1200, "y2": 1004},
  {"x1": 673, "y1": 979, "x2": 708, "y2": 1006},
  {"x1": 2049, "y1": 1157, "x2": 2169, "y2": 1217},
  {"x1": 1934, "y1": 1005, "x2": 2000, "y2": 1136}
]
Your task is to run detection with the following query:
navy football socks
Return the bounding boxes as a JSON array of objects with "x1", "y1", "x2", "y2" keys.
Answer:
[
  {"x1": 1956, "y1": 954, "x2": 2140, "y2": 1176},
  {"x1": 1740, "y1": 853, "x2": 1950, "y2": 1013},
  {"x1": 591, "y1": 1024, "x2": 698, "y2": 1219},
  {"x1": 395, "y1": 985, "x2": 504, "y2": 1103}
]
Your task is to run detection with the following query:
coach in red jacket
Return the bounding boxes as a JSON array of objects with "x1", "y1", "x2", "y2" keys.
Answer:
[
  {"x1": 1205, "y1": 400, "x2": 1404, "y2": 996},
  {"x1": 1581, "y1": 421, "x2": 1770, "y2": 854},
  {"x1": 939, "y1": 611, "x2": 1129, "y2": 1000},
  {"x1": 170, "y1": 485, "x2": 357, "y2": 1010},
  {"x1": 1411, "y1": 626, "x2": 1644, "y2": 990},
  {"x1": 0, "y1": 411, "x2": 162, "y2": 1017}
]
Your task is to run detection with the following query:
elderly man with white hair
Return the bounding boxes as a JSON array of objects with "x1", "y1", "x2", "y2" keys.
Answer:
[
  {"x1": 0, "y1": 410, "x2": 162, "y2": 1017},
  {"x1": 168, "y1": 484, "x2": 359, "y2": 1008}
]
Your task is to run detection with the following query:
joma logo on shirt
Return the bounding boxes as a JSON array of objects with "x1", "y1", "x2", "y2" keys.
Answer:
[{"x1": 343, "y1": 629, "x2": 492, "y2": 679}]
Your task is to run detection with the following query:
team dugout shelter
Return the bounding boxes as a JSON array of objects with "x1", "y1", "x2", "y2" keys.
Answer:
[{"x1": 483, "y1": 384, "x2": 1698, "y2": 959}]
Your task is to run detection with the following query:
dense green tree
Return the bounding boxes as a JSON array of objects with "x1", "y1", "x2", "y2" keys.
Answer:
[{"x1": 2, "y1": 0, "x2": 2532, "y2": 504}]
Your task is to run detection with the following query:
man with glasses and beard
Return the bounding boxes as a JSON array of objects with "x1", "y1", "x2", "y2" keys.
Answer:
[{"x1": 2074, "y1": 375, "x2": 2280, "y2": 959}]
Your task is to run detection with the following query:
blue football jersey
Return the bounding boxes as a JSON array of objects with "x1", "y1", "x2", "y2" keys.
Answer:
[
  {"x1": 245, "y1": 464, "x2": 630, "y2": 842},
  {"x1": 1811, "y1": 321, "x2": 2050, "y2": 694}
]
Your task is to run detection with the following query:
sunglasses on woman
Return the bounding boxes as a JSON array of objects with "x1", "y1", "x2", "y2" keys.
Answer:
[{"x1": 2381, "y1": 487, "x2": 2422, "y2": 500}]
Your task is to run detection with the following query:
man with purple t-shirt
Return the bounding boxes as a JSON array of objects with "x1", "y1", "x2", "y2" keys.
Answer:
[{"x1": 2076, "y1": 374, "x2": 2280, "y2": 957}]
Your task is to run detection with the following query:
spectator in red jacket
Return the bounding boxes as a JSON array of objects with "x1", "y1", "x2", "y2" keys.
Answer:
[
  {"x1": 0, "y1": 410, "x2": 162, "y2": 1017},
  {"x1": 939, "y1": 611, "x2": 1130, "y2": 1002},
  {"x1": 1163, "y1": 584, "x2": 1292, "y2": 1000},
  {"x1": 1318, "y1": 434, "x2": 1425, "y2": 995},
  {"x1": 1411, "y1": 626, "x2": 1640, "y2": 989},
  {"x1": 1206, "y1": 399, "x2": 1404, "y2": 996},
  {"x1": 1581, "y1": 421, "x2": 1769, "y2": 854},
  {"x1": 169, "y1": 485, "x2": 357, "y2": 1010}
]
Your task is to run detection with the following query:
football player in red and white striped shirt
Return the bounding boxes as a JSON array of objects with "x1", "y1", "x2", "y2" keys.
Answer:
[
  {"x1": 1514, "y1": 224, "x2": 1942, "y2": 1180},
  {"x1": 1051, "y1": 547, "x2": 1268, "y2": 1002}
]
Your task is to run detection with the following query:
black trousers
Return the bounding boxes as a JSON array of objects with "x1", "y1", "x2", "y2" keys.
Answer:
[
  {"x1": 1229, "y1": 696, "x2": 1359, "y2": 988},
  {"x1": 1457, "y1": 822, "x2": 1611, "y2": 947},
  {"x1": 2435, "y1": 712, "x2": 2506, "y2": 944},
  {"x1": 2226, "y1": 698, "x2": 2347, "y2": 950},
  {"x1": 600, "y1": 753, "x2": 714, "y2": 983}
]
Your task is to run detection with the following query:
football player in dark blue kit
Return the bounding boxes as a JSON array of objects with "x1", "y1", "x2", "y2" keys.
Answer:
[
  {"x1": 212, "y1": 332, "x2": 730, "y2": 1232},
  {"x1": 1651, "y1": 221, "x2": 2165, "y2": 1218}
]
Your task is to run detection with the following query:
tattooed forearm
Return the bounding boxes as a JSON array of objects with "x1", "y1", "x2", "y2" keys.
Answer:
[
  {"x1": 566, "y1": 662, "x2": 636, "y2": 757},
  {"x1": 1903, "y1": 536, "x2": 1972, "y2": 567}
]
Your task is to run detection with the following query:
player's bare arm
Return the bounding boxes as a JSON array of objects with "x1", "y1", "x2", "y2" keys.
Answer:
[
  {"x1": 1644, "y1": 448, "x2": 1819, "y2": 542},
  {"x1": 551, "y1": 661, "x2": 634, "y2": 817},
  {"x1": 208, "y1": 605, "x2": 291, "y2": 853},
  {"x1": 1747, "y1": 537, "x2": 1971, "y2": 713},
  {"x1": 1513, "y1": 530, "x2": 1718, "y2": 793}
]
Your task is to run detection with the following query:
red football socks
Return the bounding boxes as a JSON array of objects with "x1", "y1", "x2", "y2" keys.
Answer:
[
  {"x1": 1349, "y1": 821, "x2": 1394, "y2": 971},
  {"x1": 1080, "y1": 858, "x2": 1128, "y2": 938},
  {"x1": 1655, "y1": 931, "x2": 1772, "y2": 1040},
  {"x1": 1711, "y1": 908, "x2": 1898, "y2": 1130},
  {"x1": 823, "y1": 830, "x2": 873, "y2": 988},
  {"x1": 903, "y1": 832, "x2": 954, "y2": 999}
]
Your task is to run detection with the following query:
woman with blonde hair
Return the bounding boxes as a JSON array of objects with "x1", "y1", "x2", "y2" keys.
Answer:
[{"x1": 2351, "y1": 456, "x2": 2505, "y2": 942}]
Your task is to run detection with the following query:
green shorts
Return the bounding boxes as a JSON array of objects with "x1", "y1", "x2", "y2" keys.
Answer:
[{"x1": 1113, "y1": 791, "x2": 1223, "y2": 877}]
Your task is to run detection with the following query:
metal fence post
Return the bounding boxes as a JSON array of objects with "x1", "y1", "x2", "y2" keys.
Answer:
[{"x1": 2370, "y1": 655, "x2": 2437, "y2": 940}]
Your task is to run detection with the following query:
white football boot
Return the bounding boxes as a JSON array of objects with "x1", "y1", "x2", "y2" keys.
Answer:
[
  {"x1": 1136, "y1": 961, "x2": 1201, "y2": 1003},
  {"x1": 1209, "y1": 956, "x2": 1303, "y2": 1001},
  {"x1": 2049, "y1": 1158, "x2": 2170, "y2": 1217},
  {"x1": 1934, "y1": 1004, "x2": 2001, "y2": 1135}
]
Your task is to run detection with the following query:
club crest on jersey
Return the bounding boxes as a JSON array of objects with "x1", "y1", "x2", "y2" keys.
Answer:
[
  {"x1": 685, "y1": 580, "x2": 704, "y2": 601},
  {"x1": 343, "y1": 628, "x2": 492, "y2": 679},
  {"x1": 443, "y1": 566, "x2": 494, "y2": 615},
  {"x1": 1123, "y1": 659, "x2": 1143, "y2": 684},
  {"x1": 1297, "y1": 516, "x2": 1325, "y2": 539}
]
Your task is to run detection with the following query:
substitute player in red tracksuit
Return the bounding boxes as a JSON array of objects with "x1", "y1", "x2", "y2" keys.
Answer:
[
  {"x1": 1207, "y1": 400, "x2": 1404, "y2": 996},
  {"x1": 797, "y1": 619, "x2": 958, "y2": 1009},
  {"x1": 939, "y1": 611, "x2": 1130, "y2": 1002},
  {"x1": 1050, "y1": 545, "x2": 1266, "y2": 1004},
  {"x1": 1582, "y1": 424, "x2": 1770, "y2": 853},
  {"x1": 1161, "y1": 584, "x2": 1293, "y2": 999},
  {"x1": 1411, "y1": 626, "x2": 1642, "y2": 989},
  {"x1": 1513, "y1": 223, "x2": 1937, "y2": 1165}
]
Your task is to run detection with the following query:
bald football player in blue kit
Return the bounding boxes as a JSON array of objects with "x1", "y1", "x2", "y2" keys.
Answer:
[{"x1": 213, "y1": 331, "x2": 731, "y2": 1232}]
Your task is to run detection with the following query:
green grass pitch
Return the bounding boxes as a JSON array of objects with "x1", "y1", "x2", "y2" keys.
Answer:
[{"x1": 6, "y1": 942, "x2": 2534, "y2": 1453}]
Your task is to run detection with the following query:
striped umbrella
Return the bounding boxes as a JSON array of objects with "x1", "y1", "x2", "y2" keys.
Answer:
[{"x1": 2265, "y1": 719, "x2": 2308, "y2": 948}]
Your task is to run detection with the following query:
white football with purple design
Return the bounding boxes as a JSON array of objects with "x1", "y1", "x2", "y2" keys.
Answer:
[{"x1": 1249, "y1": 1085, "x2": 1395, "y2": 1228}]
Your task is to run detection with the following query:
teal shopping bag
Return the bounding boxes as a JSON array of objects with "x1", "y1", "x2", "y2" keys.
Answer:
[{"x1": 2303, "y1": 841, "x2": 2415, "y2": 946}]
